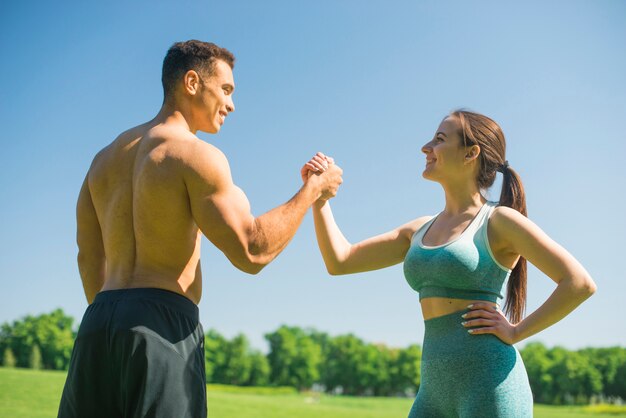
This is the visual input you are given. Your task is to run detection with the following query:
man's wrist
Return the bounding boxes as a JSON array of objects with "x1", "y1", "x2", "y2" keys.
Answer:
[{"x1": 302, "y1": 175, "x2": 323, "y2": 202}]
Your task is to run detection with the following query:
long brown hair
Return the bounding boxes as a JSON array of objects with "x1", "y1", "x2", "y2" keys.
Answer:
[{"x1": 451, "y1": 109, "x2": 527, "y2": 324}]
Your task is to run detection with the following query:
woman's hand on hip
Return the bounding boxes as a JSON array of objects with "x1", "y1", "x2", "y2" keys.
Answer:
[{"x1": 462, "y1": 302, "x2": 518, "y2": 345}]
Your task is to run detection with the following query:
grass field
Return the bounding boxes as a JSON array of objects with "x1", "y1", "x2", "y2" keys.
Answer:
[{"x1": 1, "y1": 367, "x2": 625, "y2": 417}]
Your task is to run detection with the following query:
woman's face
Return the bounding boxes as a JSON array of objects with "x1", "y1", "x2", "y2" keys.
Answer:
[{"x1": 421, "y1": 116, "x2": 470, "y2": 182}]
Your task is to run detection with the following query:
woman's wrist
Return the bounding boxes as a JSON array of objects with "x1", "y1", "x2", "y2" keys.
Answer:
[
  {"x1": 313, "y1": 199, "x2": 328, "y2": 210},
  {"x1": 511, "y1": 322, "x2": 526, "y2": 344}
]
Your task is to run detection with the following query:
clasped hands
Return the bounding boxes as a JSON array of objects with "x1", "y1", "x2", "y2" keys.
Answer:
[{"x1": 300, "y1": 152, "x2": 342, "y2": 201}]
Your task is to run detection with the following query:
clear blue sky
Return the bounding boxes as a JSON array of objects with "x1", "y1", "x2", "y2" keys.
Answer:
[{"x1": 1, "y1": 1, "x2": 625, "y2": 352}]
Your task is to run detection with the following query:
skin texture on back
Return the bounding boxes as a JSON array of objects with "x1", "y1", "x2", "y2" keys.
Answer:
[{"x1": 88, "y1": 123, "x2": 205, "y2": 302}]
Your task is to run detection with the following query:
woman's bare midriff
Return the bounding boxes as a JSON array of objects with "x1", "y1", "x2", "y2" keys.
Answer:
[{"x1": 420, "y1": 297, "x2": 499, "y2": 320}]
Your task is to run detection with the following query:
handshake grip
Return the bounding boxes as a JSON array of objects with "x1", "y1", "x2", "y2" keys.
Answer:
[{"x1": 301, "y1": 152, "x2": 343, "y2": 201}]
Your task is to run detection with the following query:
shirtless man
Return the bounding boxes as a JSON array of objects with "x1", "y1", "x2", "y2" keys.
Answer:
[{"x1": 57, "y1": 40, "x2": 343, "y2": 418}]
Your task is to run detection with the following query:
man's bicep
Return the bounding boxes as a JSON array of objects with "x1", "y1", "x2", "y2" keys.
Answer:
[
  {"x1": 186, "y1": 162, "x2": 257, "y2": 263},
  {"x1": 184, "y1": 142, "x2": 259, "y2": 266},
  {"x1": 192, "y1": 184, "x2": 255, "y2": 245}
]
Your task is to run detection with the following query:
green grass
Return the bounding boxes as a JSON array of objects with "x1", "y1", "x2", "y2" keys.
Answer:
[
  {"x1": 1, "y1": 367, "x2": 625, "y2": 417},
  {"x1": 0, "y1": 367, "x2": 68, "y2": 418}
]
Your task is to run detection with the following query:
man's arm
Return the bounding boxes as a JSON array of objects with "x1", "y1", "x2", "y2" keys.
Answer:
[
  {"x1": 184, "y1": 142, "x2": 342, "y2": 274},
  {"x1": 76, "y1": 174, "x2": 106, "y2": 303}
]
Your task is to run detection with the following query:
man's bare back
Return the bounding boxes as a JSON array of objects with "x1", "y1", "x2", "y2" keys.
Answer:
[
  {"x1": 76, "y1": 58, "x2": 343, "y2": 305},
  {"x1": 85, "y1": 123, "x2": 207, "y2": 303}
]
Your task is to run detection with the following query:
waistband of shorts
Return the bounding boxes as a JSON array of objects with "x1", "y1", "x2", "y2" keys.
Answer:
[{"x1": 93, "y1": 288, "x2": 199, "y2": 320}]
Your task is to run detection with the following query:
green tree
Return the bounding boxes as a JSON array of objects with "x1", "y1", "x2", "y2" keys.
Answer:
[
  {"x1": 204, "y1": 329, "x2": 228, "y2": 383},
  {"x1": 0, "y1": 309, "x2": 75, "y2": 370},
  {"x1": 612, "y1": 357, "x2": 626, "y2": 399},
  {"x1": 392, "y1": 344, "x2": 422, "y2": 395},
  {"x1": 29, "y1": 344, "x2": 42, "y2": 370},
  {"x1": 550, "y1": 349, "x2": 603, "y2": 404},
  {"x1": 247, "y1": 351, "x2": 270, "y2": 386},
  {"x1": 323, "y1": 334, "x2": 367, "y2": 395},
  {"x1": 205, "y1": 330, "x2": 270, "y2": 386},
  {"x1": 2, "y1": 347, "x2": 17, "y2": 368},
  {"x1": 581, "y1": 347, "x2": 626, "y2": 399},
  {"x1": 347, "y1": 343, "x2": 393, "y2": 396},
  {"x1": 521, "y1": 342, "x2": 555, "y2": 403},
  {"x1": 221, "y1": 334, "x2": 253, "y2": 385},
  {"x1": 265, "y1": 326, "x2": 321, "y2": 389}
]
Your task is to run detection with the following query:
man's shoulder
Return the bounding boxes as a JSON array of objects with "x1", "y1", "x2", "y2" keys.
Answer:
[
  {"x1": 181, "y1": 139, "x2": 231, "y2": 190},
  {"x1": 88, "y1": 124, "x2": 146, "y2": 172},
  {"x1": 145, "y1": 128, "x2": 232, "y2": 190},
  {"x1": 147, "y1": 125, "x2": 227, "y2": 164}
]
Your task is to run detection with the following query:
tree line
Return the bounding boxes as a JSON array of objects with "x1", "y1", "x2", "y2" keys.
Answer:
[{"x1": 1, "y1": 309, "x2": 625, "y2": 405}]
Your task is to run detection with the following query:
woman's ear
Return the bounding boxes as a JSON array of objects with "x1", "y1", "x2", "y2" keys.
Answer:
[{"x1": 464, "y1": 145, "x2": 481, "y2": 164}]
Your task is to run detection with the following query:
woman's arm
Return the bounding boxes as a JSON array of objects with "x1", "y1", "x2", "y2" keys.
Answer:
[
  {"x1": 301, "y1": 152, "x2": 429, "y2": 275},
  {"x1": 312, "y1": 199, "x2": 430, "y2": 275},
  {"x1": 463, "y1": 206, "x2": 597, "y2": 344}
]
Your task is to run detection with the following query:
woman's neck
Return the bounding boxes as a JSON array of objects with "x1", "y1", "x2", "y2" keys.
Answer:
[{"x1": 440, "y1": 180, "x2": 485, "y2": 216}]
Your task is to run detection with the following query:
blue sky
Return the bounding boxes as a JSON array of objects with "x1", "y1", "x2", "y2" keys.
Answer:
[{"x1": 1, "y1": 1, "x2": 625, "y2": 352}]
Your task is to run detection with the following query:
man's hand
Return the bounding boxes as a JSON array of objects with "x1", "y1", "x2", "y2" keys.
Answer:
[
  {"x1": 301, "y1": 152, "x2": 342, "y2": 200},
  {"x1": 301, "y1": 152, "x2": 334, "y2": 182}
]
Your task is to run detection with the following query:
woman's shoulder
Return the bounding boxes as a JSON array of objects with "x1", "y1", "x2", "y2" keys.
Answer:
[
  {"x1": 489, "y1": 205, "x2": 535, "y2": 240},
  {"x1": 398, "y1": 215, "x2": 436, "y2": 241}
]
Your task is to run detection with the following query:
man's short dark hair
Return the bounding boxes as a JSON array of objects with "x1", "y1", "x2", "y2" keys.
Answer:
[{"x1": 161, "y1": 40, "x2": 235, "y2": 98}]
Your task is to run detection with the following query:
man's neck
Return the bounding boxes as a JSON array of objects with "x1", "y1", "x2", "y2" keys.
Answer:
[{"x1": 152, "y1": 101, "x2": 196, "y2": 133}]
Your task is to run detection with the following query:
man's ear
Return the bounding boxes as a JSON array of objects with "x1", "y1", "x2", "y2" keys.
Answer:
[{"x1": 183, "y1": 70, "x2": 201, "y2": 96}]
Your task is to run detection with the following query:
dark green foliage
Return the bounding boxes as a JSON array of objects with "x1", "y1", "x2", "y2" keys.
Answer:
[
  {"x1": 2, "y1": 309, "x2": 625, "y2": 405},
  {"x1": 521, "y1": 343, "x2": 626, "y2": 405},
  {"x1": 319, "y1": 335, "x2": 421, "y2": 396},
  {"x1": 0, "y1": 309, "x2": 75, "y2": 370},
  {"x1": 29, "y1": 345, "x2": 42, "y2": 370},
  {"x1": 2, "y1": 347, "x2": 17, "y2": 368},
  {"x1": 204, "y1": 329, "x2": 270, "y2": 386},
  {"x1": 265, "y1": 326, "x2": 322, "y2": 390}
]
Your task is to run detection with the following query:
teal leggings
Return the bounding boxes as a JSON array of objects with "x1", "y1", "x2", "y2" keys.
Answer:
[{"x1": 408, "y1": 309, "x2": 533, "y2": 418}]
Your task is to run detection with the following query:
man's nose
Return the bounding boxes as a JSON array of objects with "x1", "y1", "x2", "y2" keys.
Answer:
[{"x1": 226, "y1": 99, "x2": 235, "y2": 113}]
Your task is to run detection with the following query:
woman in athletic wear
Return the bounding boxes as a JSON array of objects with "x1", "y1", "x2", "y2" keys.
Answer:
[{"x1": 302, "y1": 110, "x2": 596, "y2": 417}]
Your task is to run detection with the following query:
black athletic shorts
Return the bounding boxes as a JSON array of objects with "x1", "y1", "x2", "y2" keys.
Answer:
[{"x1": 57, "y1": 288, "x2": 206, "y2": 418}]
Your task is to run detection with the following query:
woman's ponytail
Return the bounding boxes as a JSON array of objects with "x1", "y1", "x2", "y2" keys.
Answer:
[
  {"x1": 498, "y1": 164, "x2": 527, "y2": 324},
  {"x1": 452, "y1": 110, "x2": 528, "y2": 324}
]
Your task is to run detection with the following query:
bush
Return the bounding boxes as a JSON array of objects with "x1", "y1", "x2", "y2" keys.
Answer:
[
  {"x1": 29, "y1": 345, "x2": 42, "y2": 370},
  {"x1": 3, "y1": 348, "x2": 16, "y2": 368}
]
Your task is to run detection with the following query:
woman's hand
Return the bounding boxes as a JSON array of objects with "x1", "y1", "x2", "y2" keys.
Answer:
[
  {"x1": 462, "y1": 302, "x2": 518, "y2": 345},
  {"x1": 301, "y1": 152, "x2": 335, "y2": 183}
]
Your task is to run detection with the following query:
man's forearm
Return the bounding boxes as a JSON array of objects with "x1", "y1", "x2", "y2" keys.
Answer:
[{"x1": 247, "y1": 180, "x2": 321, "y2": 266}]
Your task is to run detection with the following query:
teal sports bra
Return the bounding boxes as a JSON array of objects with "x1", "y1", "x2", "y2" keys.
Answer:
[{"x1": 403, "y1": 201, "x2": 511, "y2": 303}]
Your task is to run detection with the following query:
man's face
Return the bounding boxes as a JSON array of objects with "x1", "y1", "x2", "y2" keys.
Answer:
[{"x1": 196, "y1": 59, "x2": 235, "y2": 134}]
